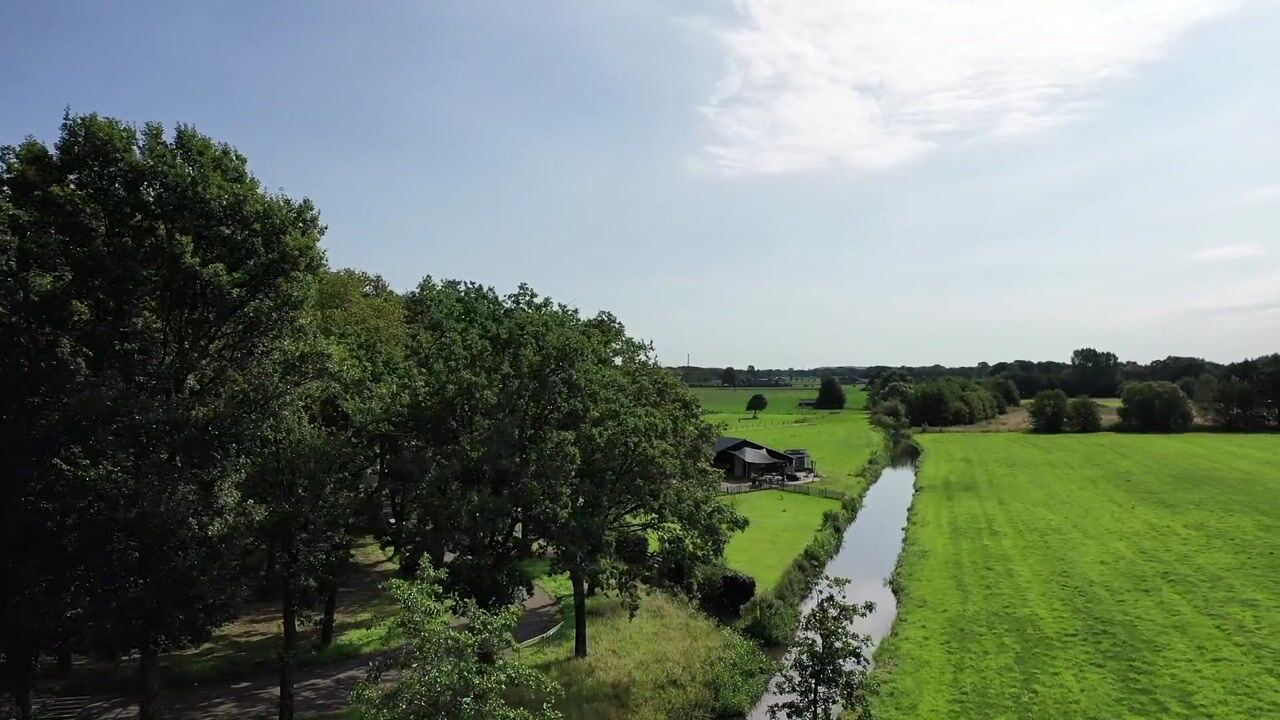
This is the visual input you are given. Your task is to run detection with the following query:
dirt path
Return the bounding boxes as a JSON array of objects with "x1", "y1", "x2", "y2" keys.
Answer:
[{"x1": 40, "y1": 586, "x2": 561, "y2": 720}]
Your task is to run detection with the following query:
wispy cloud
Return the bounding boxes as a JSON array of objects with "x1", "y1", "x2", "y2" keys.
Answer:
[
  {"x1": 698, "y1": 0, "x2": 1239, "y2": 174},
  {"x1": 1190, "y1": 245, "x2": 1268, "y2": 261}
]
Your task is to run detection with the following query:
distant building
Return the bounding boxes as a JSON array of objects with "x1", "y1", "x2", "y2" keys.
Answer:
[
  {"x1": 714, "y1": 437, "x2": 814, "y2": 480},
  {"x1": 797, "y1": 399, "x2": 817, "y2": 408}
]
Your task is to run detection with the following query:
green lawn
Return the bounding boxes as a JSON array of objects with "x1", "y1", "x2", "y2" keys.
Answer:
[
  {"x1": 723, "y1": 490, "x2": 841, "y2": 590},
  {"x1": 875, "y1": 433, "x2": 1280, "y2": 720}
]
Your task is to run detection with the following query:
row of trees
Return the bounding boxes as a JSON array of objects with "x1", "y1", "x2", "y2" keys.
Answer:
[
  {"x1": 866, "y1": 372, "x2": 1013, "y2": 428},
  {"x1": 1, "y1": 114, "x2": 743, "y2": 720}
]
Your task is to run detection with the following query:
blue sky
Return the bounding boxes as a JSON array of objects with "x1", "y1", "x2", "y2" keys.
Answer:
[{"x1": 3, "y1": 0, "x2": 1278, "y2": 367}]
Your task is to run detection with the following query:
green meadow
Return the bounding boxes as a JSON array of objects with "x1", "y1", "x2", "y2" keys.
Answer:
[
  {"x1": 689, "y1": 384, "x2": 867, "y2": 415},
  {"x1": 693, "y1": 385, "x2": 880, "y2": 498},
  {"x1": 875, "y1": 433, "x2": 1280, "y2": 720},
  {"x1": 723, "y1": 491, "x2": 841, "y2": 590}
]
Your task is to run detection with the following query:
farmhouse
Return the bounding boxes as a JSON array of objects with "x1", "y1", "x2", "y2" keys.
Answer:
[{"x1": 714, "y1": 437, "x2": 815, "y2": 480}]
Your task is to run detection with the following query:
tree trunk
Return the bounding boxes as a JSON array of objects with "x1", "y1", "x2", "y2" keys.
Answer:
[
  {"x1": 260, "y1": 538, "x2": 278, "y2": 599},
  {"x1": 570, "y1": 568, "x2": 588, "y2": 659},
  {"x1": 138, "y1": 641, "x2": 161, "y2": 720},
  {"x1": 317, "y1": 580, "x2": 338, "y2": 649},
  {"x1": 279, "y1": 547, "x2": 299, "y2": 720},
  {"x1": 5, "y1": 642, "x2": 35, "y2": 720},
  {"x1": 56, "y1": 642, "x2": 73, "y2": 675}
]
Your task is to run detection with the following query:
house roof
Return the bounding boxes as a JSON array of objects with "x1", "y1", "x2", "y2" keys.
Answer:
[
  {"x1": 728, "y1": 446, "x2": 790, "y2": 466},
  {"x1": 716, "y1": 435, "x2": 747, "y2": 450}
]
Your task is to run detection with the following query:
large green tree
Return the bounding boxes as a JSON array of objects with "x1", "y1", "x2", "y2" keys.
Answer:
[
  {"x1": 1068, "y1": 348, "x2": 1120, "y2": 397},
  {"x1": 244, "y1": 343, "x2": 364, "y2": 720},
  {"x1": 389, "y1": 281, "x2": 583, "y2": 606},
  {"x1": 535, "y1": 313, "x2": 746, "y2": 658},
  {"x1": 0, "y1": 189, "x2": 90, "y2": 718},
  {"x1": 306, "y1": 269, "x2": 409, "y2": 645},
  {"x1": 814, "y1": 375, "x2": 846, "y2": 410},
  {"x1": 1, "y1": 113, "x2": 324, "y2": 718}
]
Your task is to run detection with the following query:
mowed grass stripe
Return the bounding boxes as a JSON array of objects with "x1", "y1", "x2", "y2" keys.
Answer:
[
  {"x1": 875, "y1": 433, "x2": 1280, "y2": 720},
  {"x1": 723, "y1": 490, "x2": 841, "y2": 591}
]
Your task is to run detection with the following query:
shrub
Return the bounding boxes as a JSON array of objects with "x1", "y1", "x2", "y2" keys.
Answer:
[
  {"x1": 740, "y1": 595, "x2": 796, "y2": 646},
  {"x1": 1029, "y1": 389, "x2": 1069, "y2": 433},
  {"x1": 984, "y1": 376, "x2": 1021, "y2": 407},
  {"x1": 698, "y1": 566, "x2": 756, "y2": 615},
  {"x1": 1066, "y1": 396, "x2": 1102, "y2": 433},
  {"x1": 1118, "y1": 381, "x2": 1193, "y2": 432}
]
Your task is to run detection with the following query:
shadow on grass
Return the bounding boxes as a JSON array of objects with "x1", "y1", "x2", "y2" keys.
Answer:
[{"x1": 48, "y1": 539, "x2": 401, "y2": 698}]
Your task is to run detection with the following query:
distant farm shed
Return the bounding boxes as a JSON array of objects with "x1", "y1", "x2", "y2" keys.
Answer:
[{"x1": 714, "y1": 437, "x2": 814, "y2": 479}]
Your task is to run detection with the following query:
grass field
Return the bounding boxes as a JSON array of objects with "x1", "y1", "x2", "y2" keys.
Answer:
[
  {"x1": 875, "y1": 433, "x2": 1280, "y2": 720},
  {"x1": 723, "y1": 491, "x2": 841, "y2": 590},
  {"x1": 689, "y1": 385, "x2": 867, "y2": 415}
]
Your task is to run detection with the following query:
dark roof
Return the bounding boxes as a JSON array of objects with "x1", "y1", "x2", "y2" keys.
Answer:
[
  {"x1": 728, "y1": 446, "x2": 789, "y2": 465},
  {"x1": 714, "y1": 436, "x2": 748, "y2": 453}
]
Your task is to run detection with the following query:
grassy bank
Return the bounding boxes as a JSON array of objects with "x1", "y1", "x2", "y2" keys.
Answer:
[
  {"x1": 874, "y1": 433, "x2": 1280, "y2": 719},
  {"x1": 523, "y1": 593, "x2": 771, "y2": 720}
]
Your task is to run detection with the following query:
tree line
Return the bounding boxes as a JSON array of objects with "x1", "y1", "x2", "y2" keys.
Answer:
[
  {"x1": 864, "y1": 348, "x2": 1279, "y2": 433},
  {"x1": 1, "y1": 114, "x2": 744, "y2": 720}
]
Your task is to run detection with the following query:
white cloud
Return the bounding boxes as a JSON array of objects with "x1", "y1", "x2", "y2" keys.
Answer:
[
  {"x1": 1190, "y1": 244, "x2": 1268, "y2": 261},
  {"x1": 699, "y1": 0, "x2": 1240, "y2": 174}
]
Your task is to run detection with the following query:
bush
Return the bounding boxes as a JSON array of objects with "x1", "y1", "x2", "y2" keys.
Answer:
[
  {"x1": 698, "y1": 566, "x2": 756, "y2": 615},
  {"x1": 1118, "y1": 381, "x2": 1193, "y2": 432},
  {"x1": 1029, "y1": 389, "x2": 1069, "y2": 433},
  {"x1": 814, "y1": 375, "x2": 847, "y2": 409},
  {"x1": 1066, "y1": 396, "x2": 1102, "y2": 432},
  {"x1": 984, "y1": 376, "x2": 1021, "y2": 407},
  {"x1": 740, "y1": 595, "x2": 796, "y2": 646}
]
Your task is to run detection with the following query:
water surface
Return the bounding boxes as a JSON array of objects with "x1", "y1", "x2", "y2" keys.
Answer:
[{"x1": 748, "y1": 458, "x2": 918, "y2": 719}]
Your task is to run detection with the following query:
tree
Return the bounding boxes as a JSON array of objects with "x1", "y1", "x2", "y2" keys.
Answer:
[
  {"x1": 984, "y1": 376, "x2": 1021, "y2": 407},
  {"x1": 721, "y1": 366, "x2": 738, "y2": 387},
  {"x1": 390, "y1": 281, "x2": 584, "y2": 606},
  {"x1": 814, "y1": 376, "x2": 846, "y2": 410},
  {"x1": 768, "y1": 576, "x2": 877, "y2": 720},
  {"x1": 2, "y1": 113, "x2": 324, "y2": 718},
  {"x1": 307, "y1": 269, "x2": 409, "y2": 646},
  {"x1": 244, "y1": 353, "x2": 364, "y2": 720},
  {"x1": 747, "y1": 393, "x2": 768, "y2": 419},
  {"x1": 352, "y1": 564, "x2": 561, "y2": 720},
  {"x1": 1029, "y1": 389, "x2": 1070, "y2": 433},
  {"x1": 535, "y1": 314, "x2": 746, "y2": 658},
  {"x1": 1118, "y1": 382, "x2": 1193, "y2": 432},
  {"x1": 1066, "y1": 396, "x2": 1102, "y2": 433},
  {"x1": 0, "y1": 185, "x2": 91, "y2": 718},
  {"x1": 747, "y1": 364, "x2": 757, "y2": 384},
  {"x1": 1068, "y1": 348, "x2": 1120, "y2": 397}
]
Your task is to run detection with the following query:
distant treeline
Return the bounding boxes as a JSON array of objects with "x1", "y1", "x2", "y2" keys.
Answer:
[{"x1": 862, "y1": 349, "x2": 1280, "y2": 432}]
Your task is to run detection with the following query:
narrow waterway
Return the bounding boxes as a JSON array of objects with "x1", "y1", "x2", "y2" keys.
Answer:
[{"x1": 748, "y1": 453, "x2": 919, "y2": 719}]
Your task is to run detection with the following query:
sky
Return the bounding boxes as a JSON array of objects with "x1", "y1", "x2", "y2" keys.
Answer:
[{"x1": 3, "y1": 0, "x2": 1278, "y2": 368}]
